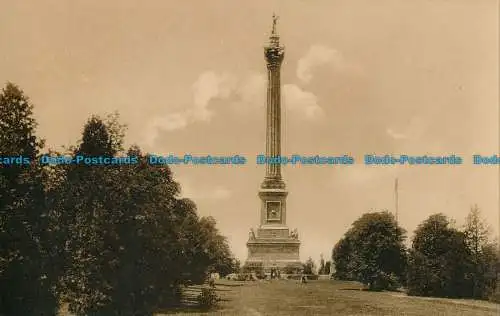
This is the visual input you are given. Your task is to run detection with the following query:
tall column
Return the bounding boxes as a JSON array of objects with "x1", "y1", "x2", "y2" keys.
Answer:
[
  {"x1": 262, "y1": 15, "x2": 285, "y2": 190},
  {"x1": 246, "y1": 15, "x2": 301, "y2": 273}
]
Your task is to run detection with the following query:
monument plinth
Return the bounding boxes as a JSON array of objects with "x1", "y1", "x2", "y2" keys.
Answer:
[{"x1": 245, "y1": 15, "x2": 301, "y2": 273}]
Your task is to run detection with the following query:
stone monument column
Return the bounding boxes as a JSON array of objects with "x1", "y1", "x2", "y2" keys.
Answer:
[
  {"x1": 262, "y1": 13, "x2": 285, "y2": 189},
  {"x1": 259, "y1": 14, "x2": 288, "y2": 228},
  {"x1": 245, "y1": 14, "x2": 301, "y2": 274}
]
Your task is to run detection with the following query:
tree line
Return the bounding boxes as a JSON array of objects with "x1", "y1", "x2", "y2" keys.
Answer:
[
  {"x1": 0, "y1": 82, "x2": 238, "y2": 315},
  {"x1": 332, "y1": 207, "x2": 499, "y2": 302}
]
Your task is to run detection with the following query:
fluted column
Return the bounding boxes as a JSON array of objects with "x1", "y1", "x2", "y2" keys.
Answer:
[
  {"x1": 262, "y1": 31, "x2": 285, "y2": 189},
  {"x1": 266, "y1": 63, "x2": 282, "y2": 179}
]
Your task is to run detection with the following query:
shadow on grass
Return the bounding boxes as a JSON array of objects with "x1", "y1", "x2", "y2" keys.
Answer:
[
  {"x1": 338, "y1": 288, "x2": 369, "y2": 291},
  {"x1": 214, "y1": 283, "x2": 246, "y2": 287},
  {"x1": 213, "y1": 288, "x2": 233, "y2": 292},
  {"x1": 155, "y1": 296, "x2": 230, "y2": 315},
  {"x1": 156, "y1": 306, "x2": 217, "y2": 314},
  {"x1": 338, "y1": 287, "x2": 406, "y2": 293},
  {"x1": 156, "y1": 302, "x2": 228, "y2": 315}
]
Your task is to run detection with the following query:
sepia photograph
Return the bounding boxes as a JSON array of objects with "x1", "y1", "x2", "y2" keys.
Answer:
[{"x1": 0, "y1": 1, "x2": 499, "y2": 315}]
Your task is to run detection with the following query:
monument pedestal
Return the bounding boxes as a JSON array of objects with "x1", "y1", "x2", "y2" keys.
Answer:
[
  {"x1": 246, "y1": 226, "x2": 301, "y2": 273},
  {"x1": 245, "y1": 187, "x2": 301, "y2": 274}
]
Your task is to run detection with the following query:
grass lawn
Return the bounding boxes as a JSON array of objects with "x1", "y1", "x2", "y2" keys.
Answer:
[{"x1": 157, "y1": 279, "x2": 500, "y2": 316}]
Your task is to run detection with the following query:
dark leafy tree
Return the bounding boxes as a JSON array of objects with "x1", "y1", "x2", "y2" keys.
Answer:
[
  {"x1": 303, "y1": 257, "x2": 316, "y2": 275},
  {"x1": 52, "y1": 115, "x2": 124, "y2": 314},
  {"x1": 231, "y1": 258, "x2": 241, "y2": 274},
  {"x1": 324, "y1": 261, "x2": 331, "y2": 275},
  {"x1": 463, "y1": 205, "x2": 498, "y2": 299},
  {"x1": 0, "y1": 82, "x2": 58, "y2": 315},
  {"x1": 318, "y1": 254, "x2": 325, "y2": 274},
  {"x1": 105, "y1": 151, "x2": 195, "y2": 314},
  {"x1": 332, "y1": 236, "x2": 355, "y2": 280},
  {"x1": 407, "y1": 213, "x2": 474, "y2": 298},
  {"x1": 49, "y1": 114, "x2": 235, "y2": 315},
  {"x1": 283, "y1": 264, "x2": 301, "y2": 275},
  {"x1": 198, "y1": 216, "x2": 238, "y2": 277},
  {"x1": 333, "y1": 211, "x2": 407, "y2": 290}
]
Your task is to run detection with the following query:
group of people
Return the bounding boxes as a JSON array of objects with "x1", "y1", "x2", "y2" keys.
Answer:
[
  {"x1": 269, "y1": 267, "x2": 307, "y2": 283},
  {"x1": 269, "y1": 267, "x2": 281, "y2": 279}
]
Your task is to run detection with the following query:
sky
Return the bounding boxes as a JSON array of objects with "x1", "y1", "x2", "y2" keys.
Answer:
[{"x1": 0, "y1": 0, "x2": 498, "y2": 262}]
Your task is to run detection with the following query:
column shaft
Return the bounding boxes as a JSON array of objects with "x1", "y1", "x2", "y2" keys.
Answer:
[{"x1": 265, "y1": 64, "x2": 282, "y2": 180}]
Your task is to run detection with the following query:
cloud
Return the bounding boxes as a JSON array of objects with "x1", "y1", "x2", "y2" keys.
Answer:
[
  {"x1": 153, "y1": 113, "x2": 189, "y2": 131},
  {"x1": 296, "y1": 45, "x2": 356, "y2": 84},
  {"x1": 283, "y1": 84, "x2": 324, "y2": 119},
  {"x1": 192, "y1": 71, "x2": 235, "y2": 121},
  {"x1": 143, "y1": 113, "x2": 190, "y2": 146},
  {"x1": 386, "y1": 117, "x2": 427, "y2": 141},
  {"x1": 143, "y1": 71, "x2": 234, "y2": 146},
  {"x1": 234, "y1": 73, "x2": 266, "y2": 109},
  {"x1": 386, "y1": 128, "x2": 407, "y2": 140},
  {"x1": 234, "y1": 75, "x2": 324, "y2": 121},
  {"x1": 143, "y1": 66, "x2": 327, "y2": 146}
]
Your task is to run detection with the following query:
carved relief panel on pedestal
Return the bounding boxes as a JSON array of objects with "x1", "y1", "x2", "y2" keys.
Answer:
[{"x1": 266, "y1": 201, "x2": 281, "y2": 222}]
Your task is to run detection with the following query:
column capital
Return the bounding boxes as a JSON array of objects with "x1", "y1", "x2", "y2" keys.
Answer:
[
  {"x1": 261, "y1": 178, "x2": 286, "y2": 190},
  {"x1": 265, "y1": 46, "x2": 284, "y2": 65}
]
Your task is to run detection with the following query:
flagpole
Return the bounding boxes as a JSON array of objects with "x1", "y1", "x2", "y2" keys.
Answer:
[{"x1": 395, "y1": 178, "x2": 399, "y2": 222}]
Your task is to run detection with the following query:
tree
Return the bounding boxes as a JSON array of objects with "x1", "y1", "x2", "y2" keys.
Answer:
[
  {"x1": 463, "y1": 205, "x2": 498, "y2": 299},
  {"x1": 105, "y1": 153, "x2": 204, "y2": 314},
  {"x1": 303, "y1": 257, "x2": 316, "y2": 275},
  {"x1": 52, "y1": 115, "x2": 126, "y2": 314},
  {"x1": 332, "y1": 236, "x2": 355, "y2": 280},
  {"x1": 0, "y1": 83, "x2": 58, "y2": 314},
  {"x1": 318, "y1": 254, "x2": 325, "y2": 274},
  {"x1": 50, "y1": 114, "x2": 235, "y2": 314},
  {"x1": 332, "y1": 211, "x2": 407, "y2": 290},
  {"x1": 53, "y1": 116, "x2": 192, "y2": 314},
  {"x1": 407, "y1": 213, "x2": 474, "y2": 298},
  {"x1": 198, "y1": 216, "x2": 238, "y2": 277},
  {"x1": 283, "y1": 264, "x2": 301, "y2": 275},
  {"x1": 324, "y1": 261, "x2": 332, "y2": 275}
]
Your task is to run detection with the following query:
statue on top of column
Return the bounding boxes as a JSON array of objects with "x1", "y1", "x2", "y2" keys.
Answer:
[{"x1": 272, "y1": 13, "x2": 279, "y2": 34}]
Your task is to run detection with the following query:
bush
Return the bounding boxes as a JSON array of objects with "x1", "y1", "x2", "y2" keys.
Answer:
[
  {"x1": 235, "y1": 273, "x2": 248, "y2": 281},
  {"x1": 197, "y1": 287, "x2": 219, "y2": 308},
  {"x1": 284, "y1": 264, "x2": 301, "y2": 275},
  {"x1": 370, "y1": 272, "x2": 400, "y2": 291},
  {"x1": 490, "y1": 289, "x2": 500, "y2": 303},
  {"x1": 303, "y1": 257, "x2": 316, "y2": 275},
  {"x1": 242, "y1": 262, "x2": 265, "y2": 279}
]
